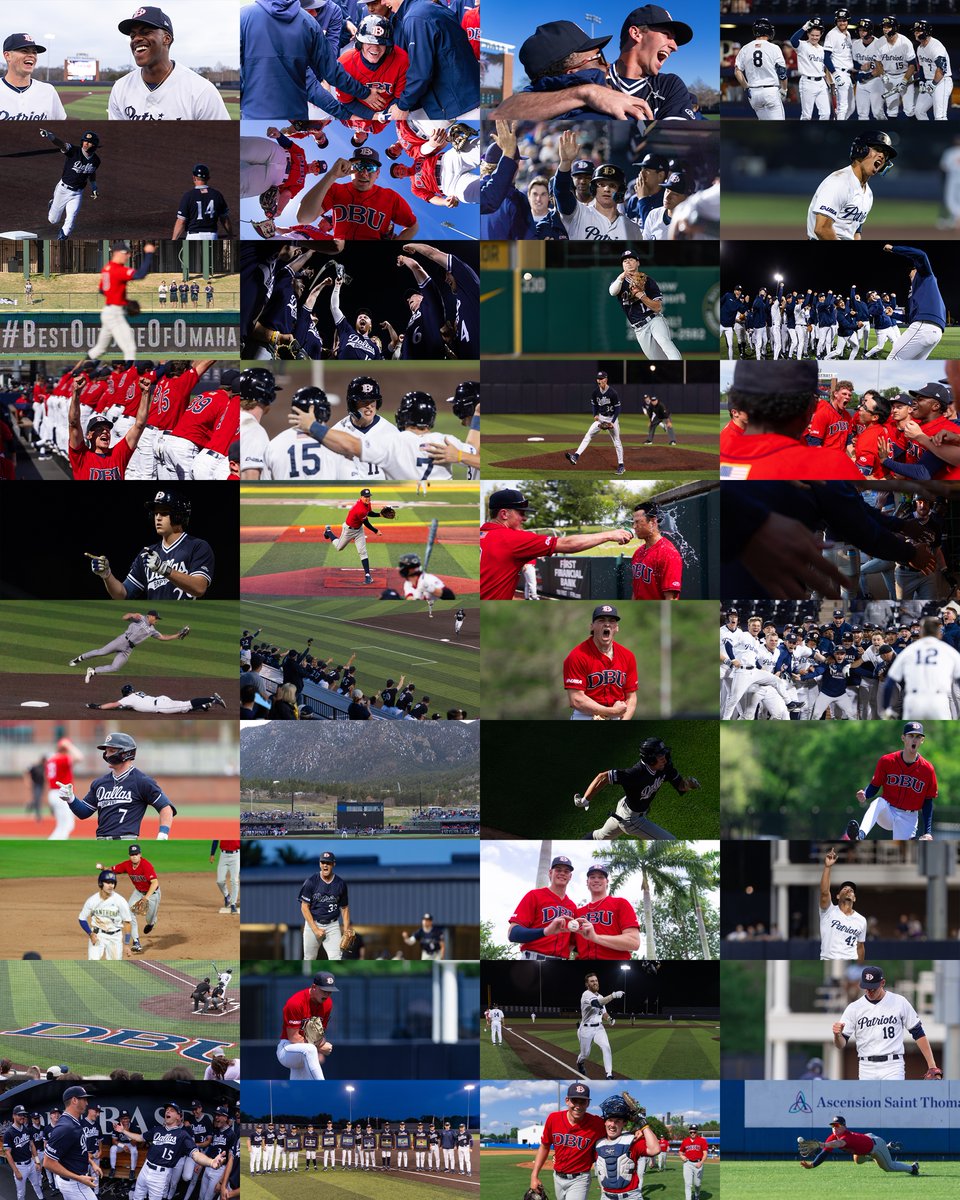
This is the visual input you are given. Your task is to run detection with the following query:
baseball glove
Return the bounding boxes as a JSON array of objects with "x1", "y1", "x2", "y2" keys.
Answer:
[
  {"x1": 259, "y1": 186, "x2": 281, "y2": 218},
  {"x1": 251, "y1": 218, "x2": 277, "y2": 240},
  {"x1": 379, "y1": 506, "x2": 396, "y2": 519},
  {"x1": 131, "y1": 898, "x2": 148, "y2": 916},
  {"x1": 126, "y1": 300, "x2": 141, "y2": 317},
  {"x1": 621, "y1": 1091, "x2": 646, "y2": 1122},
  {"x1": 275, "y1": 338, "x2": 307, "y2": 360},
  {"x1": 302, "y1": 1016, "x2": 326, "y2": 1046},
  {"x1": 85, "y1": 703, "x2": 101, "y2": 709},
  {"x1": 597, "y1": 421, "x2": 615, "y2": 432},
  {"x1": 798, "y1": 1139, "x2": 823, "y2": 1158},
  {"x1": 177, "y1": 625, "x2": 190, "y2": 640},
  {"x1": 923, "y1": 1067, "x2": 943, "y2": 1080},
  {"x1": 523, "y1": 1187, "x2": 547, "y2": 1200},
  {"x1": 680, "y1": 777, "x2": 701, "y2": 793},
  {"x1": 340, "y1": 928, "x2": 357, "y2": 951}
]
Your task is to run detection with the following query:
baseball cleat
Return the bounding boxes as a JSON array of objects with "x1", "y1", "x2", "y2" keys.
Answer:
[
  {"x1": 85, "y1": 666, "x2": 96, "y2": 683},
  {"x1": 230, "y1": 904, "x2": 238, "y2": 914},
  {"x1": 787, "y1": 701, "x2": 805, "y2": 711},
  {"x1": 144, "y1": 923, "x2": 154, "y2": 934},
  {"x1": 564, "y1": 452, "x2": 579, "y2": 465},
  {"x1": 364, "y1": 573, "x2": 373, "y2": 584},
  {"x1": 130, "y1": 943, "x2": 143, "y2": 954},
  {"x1": 911, "y1": 1163, "x2": 919, "y2": 1175},
  {"x1": 843, "y1": 819, "x2": 862, "y2": 842},
  {"x1": 576, "y1": 1058, "x2": 585, "y2": 1072},
  {"x1": 212, "y1": 693, "x2": 226, "y2": 709},
  {"x1": 323, "y1": 525, "x2": 334, "y2": 541},
  {"x1": 218, "y1": 906, "x2": 233, "y2": 914},
  {"x1": 669, "y1": 441, "x2": 678, "y2": 447},
  {"x1": 69, "y1": 657, "x2": 81, "y2": 666},
  {"x1": 615, "y1": 464, "x2": 626, "y2": 475},
  {"x1": 643, "y1": 440, "x2": 653, "y2": 445}
]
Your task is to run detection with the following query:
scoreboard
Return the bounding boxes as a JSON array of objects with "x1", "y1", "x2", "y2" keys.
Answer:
[{"x1": 336, "y1": 801, "x2": 384, "y2": 830}]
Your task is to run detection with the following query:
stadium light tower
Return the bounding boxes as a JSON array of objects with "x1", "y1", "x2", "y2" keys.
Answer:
[
  {"x1": 464, "y1": 1084, "x2": 475, "y2": 1130},
  {"x1": 585, "y1": 13, "x2": 602, "y2": 37},
  {"x1": 620, "y1": 963, "x2": 631, "y2": 1012},
  {"x1": 346, "y1": 1085, "x2": 355, "y2": 1123}
]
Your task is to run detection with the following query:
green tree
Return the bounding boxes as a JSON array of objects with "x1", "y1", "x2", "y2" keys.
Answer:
[
  {"x1": 481, "y1": 920, "x2": 515, "y2": 960},
  {"x1": 648, "y1": 891, "x2": 720, "y2": 960},
  {"x1": 600, "y1": 843, "x2": 688, "y2": 958},
  {"x1": 276, "y1": 846, "x2": 313, "y2": 864}
]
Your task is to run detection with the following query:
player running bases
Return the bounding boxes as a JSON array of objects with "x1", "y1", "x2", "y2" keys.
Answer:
[
  {"x1": 807, "y1": 131, "x2": 896, "y2": 240},
  {"x1": 576, "y1": 972, "x2": 624, "y2": 1078},
  {"x1": 578, "y1": 735, "x2": 701, "y2": 840}
]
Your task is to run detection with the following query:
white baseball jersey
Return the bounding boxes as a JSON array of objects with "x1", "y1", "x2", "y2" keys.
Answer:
[
  {"x1": 580, "y1": 989, "x2": 609, "y2": 1024},
  {"x1": 728, "y1": 629, "x2": 762, "y2": 666},
  {"x1": 735, "y1": 39, "x2": 786, "y2": 87},
  {"x1": 334, "y1": 414, "x2": 385, "y2": 480},
  {"x1": 824, "y1": 27, "x2": 854, "y2": 71},
  {"x1": 839, "y1": 989, "x2": 920, "y2": 1057},
  {"x1": 885, "y1": 636, "x2": 960, "y2": 699},
  {"x1": 795, "y1": 38, "x2": 828, "y2": 77},
  {"x1": 560, "y1": 200, "x2": 643, "y2": 241},
  {"x1": 0, "y1": 77, "x2": 67, "y2": 119},
  {"x1": 263, "y1": 429, "x2": 352, "y2": 480},
  {"x1": 852, "y1": 37, "x2": 882, "y2": 76},
  {"x1": 403, "y1": 572, "x2": 445, "y2": 600},
  {"x1": 78, "y1": 891, "x2": 133, "y2": 932},
  {"x1": 240, "y1": 411, "x2": 269, "y2": 475},
  {"x1": 875, "y1": 34, "x2": 916, "y2": 78},
  {"x1": 108, "y1": 65, "x2": 230, "y2": 120},
  {"x1": 916, "y1": 37, "x2": 951, "y2": 82},
  {"x1": 356, "y1": 422, "x2": 469, "y2": 482},
  {"x1": 819, "y1": 902, "x2": 867, "y2": 960},
  {"x1": 939, "y1": 146, "x2": 960, "y2": 177},
  {"x1": 641, "y1": 206, "x2": 673, "y2": 240},
  {"x1": 488, "y1": 1007, "x2": 503, "y2": 1023},
  {"x1": 807, "y1": 167, "x2": 874, "y2": 239},
  {"x1": 754, "y1": 643, "x2": 783, "y2": 673},
  {"x1": 719, "y1": 623, "x2": 740, "y2": 654},
  {"x1": 116, "y1": 691, "x2": 197, "y2": 714}
]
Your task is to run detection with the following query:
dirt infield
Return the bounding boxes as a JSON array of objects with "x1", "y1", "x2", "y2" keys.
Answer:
[
  {"x1": 5, "y1": 673, "x2": 237, "y2": 720},
  {"x1": 241, "y1": 567, "x2": 477, "y2": 596},
  {"x1": 0, "y1": 122, "x2": 240, "y2": 239},
  {"x1": 357, "y1": 604, "x2": 481, "y2": 644},
  {"x1": 0, "y1": 875, "x2": 237, "y2": 960},
  {"x1": 505, "y1": 1027, "x2": 627, "y2": 1079},
  {"x1": 242, "y1": 525, "x2": 476, "y2": 545},
  {"x1": 484, "y1": 434, "x2": 717, "y2": 447},
  {"x1": 498, "y1": 447, "x2": 717, "y2": 473}
]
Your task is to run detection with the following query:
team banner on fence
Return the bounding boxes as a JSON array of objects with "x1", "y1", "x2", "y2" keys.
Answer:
[
  {"x1": 744, "y1": 1081, "x2": 960, "y2": 1129},
  {"x1": 0, "y1": 315, "x2": 240, "y2": 355}
]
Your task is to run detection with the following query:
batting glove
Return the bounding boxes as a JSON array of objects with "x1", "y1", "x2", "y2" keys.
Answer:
[
  {"x1": 145, "y1": 550, "x2": 173, "y2": 578},
  {"x1": 57, "y1": 783, "x2": 74, "y2": 801},
  {"x1": 88, "y1": 554, "x2": 110, "y2": 577},
  {"x1": 614, "y1": 990, "x2": 625, "y2": 999},
  {"x1": 574, "y1": 793, "x2": 590, "y2": 810}
]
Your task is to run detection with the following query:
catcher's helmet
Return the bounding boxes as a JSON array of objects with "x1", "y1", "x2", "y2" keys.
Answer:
[
  {"x1": 881, "y1": 15, "x2": 898, "y2": 33},
  {"x1": 98, "y1": 870, "x2": 118, "y2": 888},
  {"x1": 291, "y1": 385, "x2": 331, "y2": 423},
  {"x1": 450, "y1": 380, "x2": 479, "y2": 420},
  {"x1": 590, "y1": 163, "x2": 626, "y2": 203},
  {"x1": 913, "y1": 19, "x2": 932, "y2": 37},
  {"x1": 81, "y1": 130, "x2": 100, "y2": 147},
  {"x1": 192, "y1": 164, "x2": 210, "y2": 180},
  {"x1": 850, "y1": 130, "x2": 897, "y2": 176},
  {"x1": 235, "y1": 367, "x2": 279, "y2": 406},
  {"x1": 121, "y1": 684, "x2": 134, "y2": 697},
  {"x1": 639, "y1": 737, "x2": 671, "y2": 765},
  {"x1": 356, "y1": 13, "x2": 392, "y2": 45},
  {"x1": 858, "y1": 18, "x2": 874, "y2": 33},
  {"x1": 346, "y1": 375, "x2": 382, "y2": 414},
  {"x1": 395, "y1": 390, "x2": 436, "y2": 431},
  {"x1": 752, "y1": 18, "x2": 774, "y2": 38},
  {"x1": 398, "y1": 553, "x2": 422, "y2": 578},
  {"x1": 85, "y1": 415, "x2": 113, "y2": 447},
  {"x1": 97, "y1": 732, "x2": 137, "y2": 765},
  {"x1": 599, "y1": 1096, "x2": 632, "y2": 1120},
  {"x1": 145, "y1": 488, "x2": 192, "y2": 527}
]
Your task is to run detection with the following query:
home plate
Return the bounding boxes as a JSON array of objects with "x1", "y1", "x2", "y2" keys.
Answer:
[
  {"x1": 21, "y1": 701, "x2": 50, "y2": 707},
  {"x1": 526, "y1": 437, "x2": 545, "y2": 442}
]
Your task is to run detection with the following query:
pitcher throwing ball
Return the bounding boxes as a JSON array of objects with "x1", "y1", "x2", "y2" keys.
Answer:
[{"x1": 609, "y1": 250, "x2": 681, "y2": 361}]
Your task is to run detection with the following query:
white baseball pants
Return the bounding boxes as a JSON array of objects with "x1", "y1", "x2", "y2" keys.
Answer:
[
  {"x1": 240, "y1": 137, "x2": 291, "y2": 197},
  {"x1": 886, "y1": 322, "x2": 943, "y2": 360},
  {"x1": 48, "y1": 182, "x2": 86, "y2": 235},
  {"x1": 303, "y1": 921, "x2": 342, "y2": 962},
  {"x1": 632, "y1": 315, "x2": 682, "y2": 360},
  {"x1": 276, "y1": 1039, "x2": 325, "y2": 1079},
  {"x1": 574, "y1": 419, "x2": 624, "y2": 462},
  {"x1": 89, "y1": 306, "x2": 137, "y2": 360},
  {"x1": 799, "y1": 77, "x2": 830, "y2": 119},
  {"x1": 747, "y1": 87, "x2": 784, "y2": 119}
]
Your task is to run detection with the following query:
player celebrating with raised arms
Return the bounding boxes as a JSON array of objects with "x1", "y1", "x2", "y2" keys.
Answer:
[
  {"x1": 807, "y1": 131, "x2": 896, "y2": 240},
  {"x1": 790, "y1": 17, "x2": 835, "y2": 121},
  {"x1": 819, "y1": 846, "x2": 866, "y2": 962},
  {"x1": 553, "y1": 130, "x2": 642, "y2": 241}
]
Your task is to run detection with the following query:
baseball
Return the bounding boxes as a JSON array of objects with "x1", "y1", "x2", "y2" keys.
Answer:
[
  {"x1": 299, "y1": 527, "x2": 306, "y2": 534},
  {"x1": 566, "y1": 919, "x2": 580, "y2": 932}
]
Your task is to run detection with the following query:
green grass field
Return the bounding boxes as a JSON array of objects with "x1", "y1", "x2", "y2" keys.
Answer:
[
  {"x1": 480, "y1": 1019, "x2": 721, "y2": 1079},
  {"x1": 62, "y1": 90, "x2": 240, "y2": 121},
  {"x1": 242, "y1": 1162, "x2": 472, "y2": 1199},
  {"x1": 239, "y1": 598, "x2": 481, "y2": 714},
  {"x1": 722, "y1": 1158, "x2": 959, "y2": 1198},
  {"x1": 0, "y1": 839, "x2": 218, "y2": 878},
  {"x1": 0, "y1": 601, "x2": 238, "y2": 677},
  {"x1": 721, "y1": 193, "x2": 943, "y2": 234},
  {"x1": 480, "y1": 1150, "x2": 719, "y2": 1200},
  {"x1": 481, "y1": 414, "x2": 717, "y2": 483},
  {"x1": 721, "y1": 325, "x2": 960, "y2": 361}
]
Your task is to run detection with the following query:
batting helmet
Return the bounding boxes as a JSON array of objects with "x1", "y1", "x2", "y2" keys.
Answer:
[
  {"x1": 121, "y1": 684, "x2": 134, "y2": 697},
  {"x1": 752, "y1": 19, "x2": 774, "y2": 38},
  {"x1": 857, "y1": 18, "x2": 874, "y2": 33},
  {"x1": 639, "y1": 737, "x2": 671, "y2": 765},
  {"x1": 291, "y1": 386, "x2": 331, "y2": 423},
  {"x1": 235, "y1": 367, "x2": 279, "y2": 406},
  {"x1": 144, "y1": 489, "x2": 192, "y2": 527},
  {"x1": 192, "y1": 164, "x2": 210, "y2": 180},
  {"x1": 85, "y1": 415, "x2": 113, "y2": 448},
  {"x1": 98, "y1": 870, "x2": 118, "y2": 888},
  {"x1": 807, "y1": 16, "x2": 824, "y2": 30},
  {"x1": 356, "y1": 13, "x2": 392, "y2": 45},
  {"x1": 590, "y1": 163, "x2": 626, "y2": 203},
  {"x1": 398, "y1": 553, "x2": 422, "y2": 578},
  {"x1": 81, "y1": 131, "x2": 100, "y2": 147},
  {"x1": 395, "y1": 390, "x2": 436, "y2": 431},
  {"x1": 834, "y1": 8, "x2": 850, "y2": 21},
  {"x1": 450, "y1": 380, "x2": 479, "y2": 420},
  {"x1": 346, "y1": 376, "x2": 382, "y2": 414},
  {"x1": 850, "y1": 130, "x2": 897, "y2": 176},
  {"x1": 881, "y1": 15, "x2": 898, "y2": 33},
  {"x1": 599, "y1": 1096, "x2": 632, "y2": 1120},
  {"x1": 97, "y1": 732, "x2": 137, "y2": 765},
  {"x1": 913, "y1": 19, "x2": 932, "y2": 37}
]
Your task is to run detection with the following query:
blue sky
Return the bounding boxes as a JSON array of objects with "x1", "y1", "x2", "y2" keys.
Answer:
[
  {"x1": 480, "y1": 1080, "x2": 720, "y2": 1132},
  {"x1": 243, "y1": 1079, "x2": 481, "y2": 1123},
  {"x1": 482, "y1": 0, "x2": 718, "y2": 90},
  {"x1": 720, "y1": 360, "x2": 942, "y2": 393},
  {"x1": 247, "y1": 839, "x2": 479, "y2": 866}
]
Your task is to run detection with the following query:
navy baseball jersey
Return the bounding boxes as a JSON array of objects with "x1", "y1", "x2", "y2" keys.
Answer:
[
  {"x1": 298, "y1": 871, "x2": 349, "y2": 921},
  {"x1": 592, "y1": 387, "x2": 621, "y2": 419},
  {"x1": 400, "y1": 279, "x2": 445, "y2": 359},
  {"x1": 44, "y1": 1113, "x2": 89, "y2": 1174},
  {"x1": 82, "y1": 1117, "x2": 103, "y2": 1159},
  {"x1": 3, "y1": 1124, "x2": 36, "y2": 1163},
  {"x1": 122, "y1": 533, "x2": 215, "y2": 600},
  {"x1": 411, "y1": 926, "x2": 444, "y2": 955},
  {"x1": 334, "y1": 313, "x2": 382, "y2": 360},
  {"x1": 263, "y1": 1130, "x2": 276, "y2": 1147},
  {"x1": 448, "y1": 253, "x2": 479, "y2": 359},
  {"x1": 609, "y1": 757, "x2": 683, "y2": 815},
  {"x1": 186, "y1": 1116, "x2": 213, "y2": 1147},
  {"x1": 176, "y1": 187, "x2": 229, "y2": 234},
  {"x1": 239, "y1": 630, "x2": 259, "y2": 653},
  {"x1": 29, "y1": 1122, "x2": 47, "y2": 1152},
  {"x1": 60, "y1": 145, "x2": 101, "y2": 191},
  {"x1": 77, "y1": 767, "x2": 176, "y2": 838},
  {"x1": 618, "y1": 277, "x2": 663, "y2": 327},
  {"x1": 140, "y1": 1124, "x2": 199, "y2": 1167}
]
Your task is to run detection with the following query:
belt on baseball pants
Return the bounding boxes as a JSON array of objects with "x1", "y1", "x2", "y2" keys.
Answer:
[
  {"x1": 147, "y1": 1164, "x2": 169, "y2": 1172},
  {"x1": 520, "y1": 951, "x2": 564, "y2": 960},
  {"x1": 751, "y1": 84, "x2": 776, "y2": 87},
  {"x1": 101, "y1": 928, "x2": 121, "y2": 935},
  {"x1": 861, "y1": 1053, "x2": 902, "y2": 1062},
  {"x1": 803, "y1": 75, "x2": 825, "y2": 80},
  {"x1": 556, "y1": 1171, "x2": 590, "y2": 1180},
  {"x1": 581, "y1": 1022, "x2": 601, "y2": 1028}
]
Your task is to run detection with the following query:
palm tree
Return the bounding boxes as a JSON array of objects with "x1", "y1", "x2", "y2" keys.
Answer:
[
  {"x1": 649, "y1": 844, "x2": 720, "y2": 959},
  {"x1": 600, "y1": 842, "x2": 688, "y2": 958}
]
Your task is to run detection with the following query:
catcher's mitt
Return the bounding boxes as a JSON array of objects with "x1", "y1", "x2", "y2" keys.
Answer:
[
  {"x1": 523, "y1": 1187, "x2": 547, "y2": 1200},
  {"x1": 798, "y1": 1139, "x2": 823, "y2": 1158},
  {"x1": 340, "y1": 928, "x2": 357, "y2": 951},
  {"x1": 131, "y1": 898, "x2": 148, "y2": 916},
  {"x1": 302, "y1": 1016, "x2": 325, "y2": 1046},
  {"x1": 379, "y1": 506, "x2": 396, "y2": 519},
  {"x1": 923, "y1": 1067, "x2": 943, "y2": 1080},
  {"x1": 260, "y1": 186, "x2": 280, "y2": 218},
  {"x1": 126, "y1": 300, "x2": 141, "y2": 317},
  {"x1": 597, "y1": 421, "x2": 615, "y2": 431},
  {"x1": 177, "y1": 625, "x2": 190, "y2": 640}
]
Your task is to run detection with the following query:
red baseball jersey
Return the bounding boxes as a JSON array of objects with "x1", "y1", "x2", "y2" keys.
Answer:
[
  {"x1": 540, "y1": 1111, "x2": 606, "y2": 1174},
  {"x1": 852, "y1": 423, "x2": 889, "y2": 478},
  {"x1": 110, "y1": 857, "x2": 158, "y2": 894},
  {"x1": 720, "y1": 433, "x2": 862, "y2": 480},
  {"x1": 172, "y1": 388, "x2": 228, "y2": 447},
  {"x1": 346, "y1": 497, "x2": 373, "y2": 528},
  {"x1": 395, "y1": 120, "x2": 442, "y2": 201},
  {"x1": 508, "y1": 886, "x2": 575, "y2": 958},
  {"x1": 82, "y1": 380, "x2": 108, "y2": 412},
  {"x1": 324, "y1": 181, "x2": 415, "y2": 240},
  {"x1": 869, "y1": 751, "x2": 937, "y2": 812},
  {"x1": 207, "y1": 396, "x2": 240, "y2": 456},
  {"x1": 805, "y1": 399, "x2": 851, "y2": 450},
  {"x1": 904, "y1": 414, "x2": 956, "y2": 465},
  {"x1": 335, "y1": 46, "x2": 409, "y2": 131},
  {"x1": 98, "y1": 261, "x2": 137, "y2": 306},
  {"x1": 659, "y1": 1138, "x2": 669, "y2": 1153},
  {"x1": 563, "y1": 639, "x2": 638, "y2": 704},
  {"x1": 280, "y1": 988, "x2": 333, "y2": 1040},
  {"x1": 279, "y1": 142, "x2": 310, "y2": 196},
  {"x1": 680, "y1": 1136, "x2": 708, "y2": 1163},
  {"x1": 122, "y1": 370, "x2": 157, "y2": 419},
  {"x1": 150, "y1": 368, "x2": 199, "y2": 433},
  {"x1": 479, "y1": 522, "x2": 558, "y2": 600},
  {"x1": 463, "y1": 6, "x2": 480, "y2": 59},
  {"x1": 45, "y1": 752, "x2": 73, "y2": 788},
  {"x1": 218, "y1": 840, "x2": 241, "y2": 853},
  {"x1": 719, "y1": 419, "x2": 745, "y2": 455},
  {"x1": 69, "y1": 437, "x2": 134, "y2": 481},
  {"x1": 825, "y1": 1129, "x2": 874, "y2": 1155},
  {"x1": 574, "y1": 896, "x2": 640, "y2": 960},
  {"x1": 631, "y1": 537, "x2": 683, "y2": 600}
]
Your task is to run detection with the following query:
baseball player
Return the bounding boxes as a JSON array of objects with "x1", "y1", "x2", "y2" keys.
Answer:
[
  {"x1": 833, "y1": 964, "x2": 942, "y2": 1080},
  {"x1": 819, "y1": 847, "x2": 866, "y2": 962},
  {"x1": 579, "y1": 736, "x2": 701, "y2": 841},
  {"x1": 577, "y1": 973, "x2": 624, "y2": 1078},
  {"x1": 107, "y1": 1112, "x2": 137, "y2": 1180},
  {"x1": 248, "y1": 1126, "x2": 263, "y2": 1176},
  {"x1": 488, "y1": 1004, "x2": 504, "y2": 1043},
  {"x1": 719, "y1": 286, "x2": 747, "y2": 359},
  {"x1": 177, "y1": 1103, "x2": 215, "y2": 1200},
  {"x1": 852, "y1": 19, "x2": 885, "y2": 119},
  {"x1": 56, "y1": 731, "x2": 176, "y2": 841},
  {"x1": 789, "y1": 19, "x2": 836, "y2": 121},
  {"x1": 377, "y1": 1125, "x2": 393, "y2": 1173},
  {"x1": 801, "y1": 1114, "x2": 919, "y2": 1175},
  {"x1": 284, "y1": 1127, "x2": 300, "y2": 1174},
  {"x1": 80, "y1": 1100, "x2": 103, "y2": 1192},
  {"x1": 553, "y1": 131, "x2": 642, "y2": 240},
  {"x1": 334, "y1": 15, "x2": 409, "y2": 149},
  {"x1": 264, "y1": 386, "x2": 350, "y2": 480},
  {"x1": 123, "y1": 1103, "x2": 226, "y2": 1200},
  {"x1": 398, "y1": 554, "x2": 456, "y2": 616},
  {"x1": 454, "y1": 608, "x2": 466, "y2": 636},
  {"x1": 86, "y1": 490, "x2": 214, "y2": 601},
  {"x1": 109, "y1": 8, "x2": 229, "y2": 119},
  {"x1": 721, "y1": 612, "x2": 801, "y2": 719},
  {"x1": 573, "y1": 864, "x2": 641, "y2": 961},
  {"x1": 41, "y1": 129, "x2": 100, "y2": 238},
  {"x1": 882, "y1": 616, "x2": 960, "y2": 719},
  {"x1": 455, "y1": 1126, "x2": 471, "y2": 1175},
  {"x1": 239, "y1": 367, "x2": 280, "y2": 478},
  {"x1": 78, "y1": 869, "x2": 133, "y2": 960},
  {"x1": 66, "y1": 374, "x2": 149, "y2": 482},
  {"x1": 28, "y1": 1113, "x2": 51, "y2": 1190},
  {"x1": 609, "y1": 251, "x2": 681, "y2": 360},
  {"x1": 4, "y1": 1104, "x2": 44, "y2": 1200},
  {"x1": 322, "y1": 483, "x2": 390, "y2": 584},
  {"x1": 97, "y1": 843, "x2": 160, "y2": 955},
  {"x1": 277, "y1": 970, "x2": 337, "y2": 1080},
  {"x1": 361, "y1": 1127, "x2": 376, "y2": 1171},
  {"x1": 86, "y1": 684, "x2": 225, "y2": 715},
  {"x1": 173, "y1": 166, "x2": 233, "y2": 240},
  {"x1": 260, "y1": 1124, "x2": 276, "y2": 1174},
  {"x1": 563, "y1": 605, "x2": 638, "y2": 721},
  {"x1": 507, "y1": 853, "x2": 577, "y2": 960},
  {"x1": 212, "y1": 839, "x2": 240, "y2": 915},
  {"x1": 402, "y1": 912, "x2": 445, "y2": 959},
  {"x1": 299, "y1": 850, "x2": 353, "y2": 962},
  {"x1": 734, "y1": 20, "x2": 786, "y2": 120},
  {"x1": 69, "y1": 610, "x2": 186, "y2": 681},
  {"x1": 413, "y1": 1124, "x2": 428, "y2": 1172},
  {"x1": 85, "y1": 241, "x2": 158, "y2": 363},
  {"x1": 338, "y1": 1124, "x2": 357, "y2": 1171},
  {"x1": 239, "y1": 628, "x2": 261, "y2": 669},
  {"x1": 564, "y1": 371, "x2": 625, "y2": 474},
  {"x1": 594, "y1": 1096, "x2": 660, "y2": 1200},
  {"x1": 825, "y1": 10, "x2": 856, "y2": 119},
  {"x1": 42, "y1": 1086, "x2": 101, "y2": 1200},
  {"x1": 440, "y1": 1122, "x2": 457, "y2": 1174},
  {"x1": 873, "y1": 17, "x2": 916, "y2": 119},
  {"x1": 427, "y1": 1125, "x2": 440, "y2": 1173},
  {"x1": 297, "y1": 147, "x2": 418, "y2": 239},
  {"x1": 0, "y1": 33, "x2": 66, "y2": 117},
  {"x1": 807, "y1": 131, "x2": 896, "y2": 240},
  {"x1": 631, "y1": 502, "x2": 682, "y2": 599},
  {"x1": 395, "y1": 1122, "x2": 411, "y2": 1171},
  {"x1": 845, "y1": 721, "x2": 937, "y2": 842},
  {"x1": 314, "y1": 1123, "x2": 331, "y2": 1171},
  {"x1": 45, "y1": 736, "x2": 84, "y2": 842},
  {"x1": 530, "y1": 1083, "x2": 606, "y2": 1200},
  {"x1": 913, "y1": 21, "x2": 951, "y2": 122},
  {"x1": 658, "y1": 1134, "x2": 669, "y2": 1171},
  {"x1": 679, "y1": 1125, "x2": 708, "y2": 1200}
]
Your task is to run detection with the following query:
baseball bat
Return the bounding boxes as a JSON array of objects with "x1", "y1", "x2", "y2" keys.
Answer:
[
  {"x1": 439, "y1": 221, "x2": 478, "y2": 241},
  {"x1": 422, "y1": 518, "x2": 439, "y2": 572}
]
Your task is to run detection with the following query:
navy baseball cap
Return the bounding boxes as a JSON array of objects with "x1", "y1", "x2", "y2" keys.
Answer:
[
  {"x1": 908, "y1": 382, "x2": 952, "y2": 406},
  {"x1": 586, "y1": 864, "x2": 609, "y2": 876},
  {"x1": 592, "y1": 604, "x2": 620, "y2": 621},
  {"x1": 63, "y1": 1086, "x2": 91, "y2": 1102},
  {"x1": 3, "y1": 33, "x2": 46, "y2": 52},
  {"x1": 833, "y1": 609, "x2": 844, "y2": 617},
  {"x1": 215, "y1": 1107, "x2": 231, "y2": 1117},
  {"x1": 489, "y1": 488, "x2": 529, "y2": 515},
  {"x1": 129, "y1": 844, "x2": 141, "y2": 855},
  {"x1": 860, "y1": 965, "x2": 884, "y2": 988},
  {"x1": 622, "y1": 248, "x2": 639, "y2": 261},
  {"x1": 12, "y1": 1105, "x2": 27, "y2": 1116},
  {"x1": 146, "y1": 609, "x2": 162, "y2": 619},
  {"x1": 662, "y1": 170, "x2": 693, "y2": 195},
  {"x1": 621, "y1": 6, "x2": 693, "y2": 46},
  {"x1": 571, "y1": 158, "x2": 594, "y2": 176},
  {"x1": 351, "y1": 146, "x2": 381, "y2": 167},
  {"x1": 519, "y1": 21, "x2": 611, "y2": 78},
  {"x1": 732, "y1": 360, "x2": 817, "y2": 395},
  {"x1": 567, "y1": 1082, "x2": 591, "y2": 1099},
  {"x1": 165, "y1": 1102, "x2": 182, "y2": 1114},
  {"x1": 636, "y1": 153, "x2": 670, "y2": 172},
  {"x1": 830, "y1": 1115, "x2": 847, "y2": 1126},
  {"x1": 889, "y1": 392, "x2": 916, "y2": 407},
  {"x1": 903, "y1": 722, "x2": 925, "y2": 736},
  {"x1": 597, "y1": 370, "x2": 608, "y2": 378},
  {"x1": 119, "y1": 7, "x2": 174, "y2": 36},
  {"x1": 551, "y1": 855, "x2": 574, "y2": 870},
  {"x1": 319, "y1": 851, "x2": 337, "y2": 864},
  {"x1": 312, "y1": 971, "x2": 339, "y2": 991}
]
